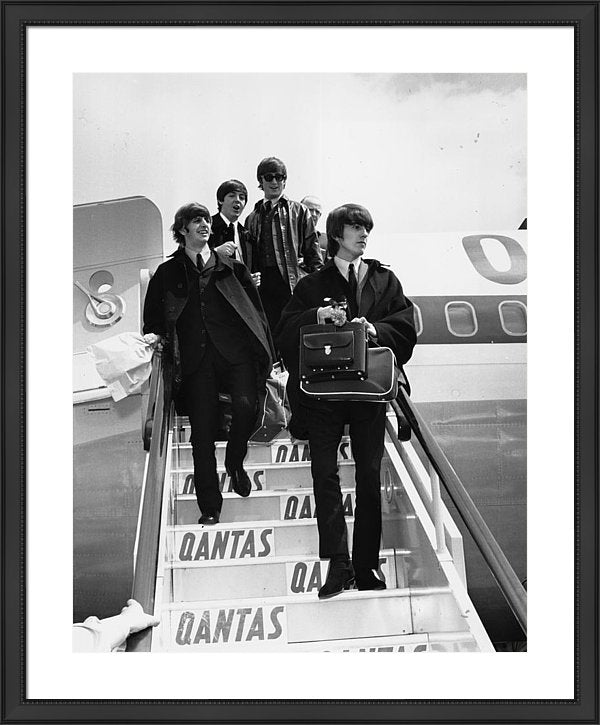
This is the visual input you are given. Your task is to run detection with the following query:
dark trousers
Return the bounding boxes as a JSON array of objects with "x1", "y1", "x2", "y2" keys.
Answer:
[
  {"x1": 307, "y1": 401, "x2": 386, "y2": 570},
  {"x1": 259, "y1": 267, "x2": 291, "y2": 333},
  {"x1": 184, "y1": 342, "x2": 258, "y2": 516}
]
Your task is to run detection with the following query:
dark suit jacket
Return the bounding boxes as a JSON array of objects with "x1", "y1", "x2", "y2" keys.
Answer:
[
  {"x1": 275, "y1": 258, "x2": 417, "y2": 415},
  {"x1": 209, "y1": 214, "x2": 254, "y2": 270},
  {"x1": 143, "y1": 247, "x2": 273, "y2": 397}
]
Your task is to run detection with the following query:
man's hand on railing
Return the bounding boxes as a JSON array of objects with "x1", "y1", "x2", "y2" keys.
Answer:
[
  {"x1": 72, "y1": 598, "x2": 160, "y2": 652},
  {"x1": 120, "y1": 598, "x2": 160, "y2": 634}
]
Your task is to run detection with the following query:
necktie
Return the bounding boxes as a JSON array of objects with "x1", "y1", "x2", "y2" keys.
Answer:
[
  {"x1": 228, "y1": 223, "x2": 238, "y2": 259},
  {"x1": 196, "y1": 253, "x2": 204, "y2": 272},
  {"x1": 348, "y1": 263, "x2": 358, "y2": 318}
]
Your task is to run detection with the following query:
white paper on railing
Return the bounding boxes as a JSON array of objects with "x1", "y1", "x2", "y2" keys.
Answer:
[{"x1": 87, "y1": 332, "x2": 153, "y2": 401}]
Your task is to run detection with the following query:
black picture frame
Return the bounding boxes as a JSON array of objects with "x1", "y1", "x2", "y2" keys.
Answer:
[{"x1": 1, "y1": 1, "x2": 597, "y2": 722}]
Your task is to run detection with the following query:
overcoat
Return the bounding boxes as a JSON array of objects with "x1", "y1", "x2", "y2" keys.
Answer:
[
  {"x1": 143, "y1": 247, "x2": 274, "y2": 407},
  {"x1": 275, "y1": 258, "x2": 417, "y2": 425}
]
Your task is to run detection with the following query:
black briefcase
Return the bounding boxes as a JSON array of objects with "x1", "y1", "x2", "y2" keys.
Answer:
[
  {"x1": 300, "y1": 346, "x2": 399, "y2": 403},
  {"x1": 300, "y1": 322, "x2": 368, "y2": 383}
]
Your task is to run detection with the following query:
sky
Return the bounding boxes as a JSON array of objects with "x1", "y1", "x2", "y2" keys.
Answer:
[{"x1": 74, "y1": 73, "x2": 526, "y2": 250}]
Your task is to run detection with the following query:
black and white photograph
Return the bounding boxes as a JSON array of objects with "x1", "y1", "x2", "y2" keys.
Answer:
[
  {"x1": 7, "y1": 13, "x2": 592, "y2": 716},
  {"x1": 72, "y1": 71, "x2": 527, "y2": 655}
]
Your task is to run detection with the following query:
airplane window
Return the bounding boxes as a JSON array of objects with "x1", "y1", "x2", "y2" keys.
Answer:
[
  {"x1": 413, "y1": 304, "x2": 423, "y2": 337},
  {"x1": 445, "y1": 301, "x2": 478, "y2": 337},
  {"x1": 499, "y1": 300, "x2": 527, "y2": 336}
]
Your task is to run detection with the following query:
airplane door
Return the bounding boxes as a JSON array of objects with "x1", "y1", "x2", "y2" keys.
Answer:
[
  {"x1": 73, "y1": 195, "x2": 163, "y2": 396},
  {"x1": 73, "y1": 196, "x2": 163, "y2": 621}
]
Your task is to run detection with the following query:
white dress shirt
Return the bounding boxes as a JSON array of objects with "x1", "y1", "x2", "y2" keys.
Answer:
[
  {"x1": 332, "y1": 255, "x2": 376, "y2": 338},
  {"x1": 220, "y1": 212, "x2": 243, "y2": 261},
  {"x1": 185, "y1": 245, "x2": 212, "y2": 268},
  {"x1": 333, "y1": 255, "x2": 366, "y2": 284}
]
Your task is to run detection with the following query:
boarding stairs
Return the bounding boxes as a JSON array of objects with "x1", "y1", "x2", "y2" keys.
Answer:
[{"x1": 130, "y1": 354, "x2": 499, "y2": 652}]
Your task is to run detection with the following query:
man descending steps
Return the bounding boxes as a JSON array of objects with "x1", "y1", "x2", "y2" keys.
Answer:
[
  {"x1": 275, "y1": 203, "x2": 417, "y2": 599},
  {"x1": 144, "y1": 202, "x2": 273, "y2": 526}
]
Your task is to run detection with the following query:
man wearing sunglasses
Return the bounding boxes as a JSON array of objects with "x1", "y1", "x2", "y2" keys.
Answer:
[{"x1": 245, "y1": 157, "x2": 322, "y2": 330}]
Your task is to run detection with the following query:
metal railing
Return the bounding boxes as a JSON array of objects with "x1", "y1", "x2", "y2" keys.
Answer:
[
  {"x1": 125, "y1": 349, "x2": 526, "y2": 647},
  {"x1": 388, "y1": 388, "x2": 527, "y2": 636},
  {"x1": 126, "y1": 350, "x2": 173, "y2": 651}
]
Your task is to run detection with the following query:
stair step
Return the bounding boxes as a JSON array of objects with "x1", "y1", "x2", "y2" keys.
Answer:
[
  {"x1": 160, "y1": 587, "x2": 468, "y2": 651},
  {"x1": 171, "y1": 437, "x2": 353, "y2": 467},
  {"x1": 168, "y1": 518, "x2": 355, "y2": 561},
  {"x1": 169, "y1": 549, "x2": 405, "y2": 601},
  {"x1": 284, "y1": 632, "x2": 480, "y2": 653},
  {"x1": 157, "y1": 418, "x2": 491, "y2": 653},
  {"x1": 171, "y1": 461, "x2": 356, "y2": 495},
  {"x1": 174, "y1": 487, "x2": 357, "y2": 525}
]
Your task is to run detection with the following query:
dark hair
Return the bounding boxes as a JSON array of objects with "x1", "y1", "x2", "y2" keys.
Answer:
[
  {"x1": 326, "y1": 204, "x2": 374, "y2": 257},
  {"x1": 216, "y1": 179, "x2": 248, "y2": 211},
  {"x1": 171, "y1": 203, "x2": 211, "y2": 246},
  {"x1": 256, "y1": 157, "x2": 287, "y2": 187}
]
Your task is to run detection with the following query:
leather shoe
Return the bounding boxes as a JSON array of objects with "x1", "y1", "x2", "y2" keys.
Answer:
[
  {"x1": 198, "y1": 513, "x2": 219, "y2": 525},
  {"x1": 229, "y1": 468, "x2": 251, "y2": 498},
  {"x1": 355, "y1": 568, "x2": 387, "y2": 591},
  {"x1": 318, "y1": 560, "x2": 355, "y2": 600}
]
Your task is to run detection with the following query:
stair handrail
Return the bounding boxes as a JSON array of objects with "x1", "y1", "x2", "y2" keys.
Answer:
[
  {"x1": 389, "y1": 388, "x2": 527, "y2": 637},
  {"x1": 127, "y1": 349, "x2": 173, "y2": 651}
]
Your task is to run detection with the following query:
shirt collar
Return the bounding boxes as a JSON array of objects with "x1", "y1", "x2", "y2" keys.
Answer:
[
  {"x1": 253, "y1": 194, "x2": 288, "y2": 212},
  {"x1": 263, "y1": 194, "x2": 288, "y2": 210},
  {"x1": 333, "y1": 255, "x2": 364, "y2": 281},
  {"x1": 219, "y1": 212, "x2": 237, "y2": 227},
  {"x1": 185, "y1": 245, "x2": 212, "y2": 267}
]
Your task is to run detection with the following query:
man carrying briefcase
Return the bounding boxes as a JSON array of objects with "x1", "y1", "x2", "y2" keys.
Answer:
[{"x1": 275, "y1": 203, "x2": 417, "y2": 599}]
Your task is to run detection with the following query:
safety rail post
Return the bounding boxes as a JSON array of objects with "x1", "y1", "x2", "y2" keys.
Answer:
[
  {"x1": 390, "y1": 391, "x2": 527, "y2": 637},
  {"x1": 142, "y1": 346, "x2": 161, "y2": 451},
  {"x1": 429, "y1": 463, "x2": 447, "y2": 555},
  {"x1": 127, "y1": 351, "x2": 172, "y2": 652}
]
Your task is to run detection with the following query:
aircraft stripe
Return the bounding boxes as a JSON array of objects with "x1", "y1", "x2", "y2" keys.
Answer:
[{"x1": 411, "y1": 295, "x2": 527, "y2": 345}]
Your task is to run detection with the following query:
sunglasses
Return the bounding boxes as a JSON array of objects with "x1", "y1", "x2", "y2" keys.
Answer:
[{"x1": 262, "y1": 173, "x2": 286, "y2": 182}]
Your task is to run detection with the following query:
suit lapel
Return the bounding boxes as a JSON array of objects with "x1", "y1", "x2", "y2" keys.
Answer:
[
  {"x1": 210, "y1": 214, "x2": 226, "y2": 247},
  {"x1": 212, "y1": 214, "x2": 224, "y2": 231},
  {"x1": 359, "y1": 261, "x2": 383, "y2": 318},
  {"x1": 239, "y1": 224, "x2": 252, "y2": 267}
]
